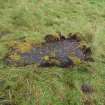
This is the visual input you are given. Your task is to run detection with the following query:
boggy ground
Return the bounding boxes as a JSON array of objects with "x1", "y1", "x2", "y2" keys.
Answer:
[{"x1": 4, "y1": 33, "x2": 92, "y2": 67}]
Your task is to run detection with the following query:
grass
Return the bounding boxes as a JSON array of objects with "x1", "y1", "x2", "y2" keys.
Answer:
[{"x1": 0, "y1": 0, "x2": 105, "y2": 105}]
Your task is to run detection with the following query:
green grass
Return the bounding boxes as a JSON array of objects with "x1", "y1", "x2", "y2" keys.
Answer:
[{"x1": 0, "y1": 0, "x2": 105, "y2": 105}]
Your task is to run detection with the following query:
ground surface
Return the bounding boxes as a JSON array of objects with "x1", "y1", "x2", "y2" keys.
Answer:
[{"x1": 0, "y1": 0, "x2": 105, "y2": 105}]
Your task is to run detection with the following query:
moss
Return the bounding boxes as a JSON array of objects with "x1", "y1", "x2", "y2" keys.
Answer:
[
  {"x1": 15, "y1": 42, "x2": 32, "y2": 53},
  {"x1": 43, "y1": 55, "x2": 50, "y2": 61},
  {"x1": 8, "y1": 41, "x2": 33, "y2": 53},
  {"x1": 9, "y1": 52, "x2": 21, "y2": 61},
  {"x1": 69, "y1": 52, "x2": 81, "y2": 65}
]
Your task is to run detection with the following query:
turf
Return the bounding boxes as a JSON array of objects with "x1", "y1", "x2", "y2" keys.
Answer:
[{"x1": 0, "y1": 0, "x2": 105, "y2": 105}]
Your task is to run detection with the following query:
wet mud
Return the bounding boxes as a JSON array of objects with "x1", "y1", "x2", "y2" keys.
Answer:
[{"x1": 4, "y1": 33, "x2": 92, "y2": 67}]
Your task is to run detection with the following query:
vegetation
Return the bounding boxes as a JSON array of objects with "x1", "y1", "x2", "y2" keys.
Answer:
[{"x1": 0, "y1": 0, "x2": 105, "y2": 105}]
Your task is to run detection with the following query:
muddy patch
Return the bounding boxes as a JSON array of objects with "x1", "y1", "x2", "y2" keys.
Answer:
[{"x1": 4, "y1": 33, "x2": 93, "y2": 67}]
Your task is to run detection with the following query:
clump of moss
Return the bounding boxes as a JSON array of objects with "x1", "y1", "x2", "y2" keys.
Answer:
[
  {"x1": 9, "y1": 52, "x2": 21, "y2": 61},
  {"x1": 15, "y1": 42, "x2": 32, "y2": 53},
  {"x1": 69, "y1": 52, "x2": 81, "y2": 65},
  {"x1": 44, "y1": 32, "x2": 65, "y2": 42}
]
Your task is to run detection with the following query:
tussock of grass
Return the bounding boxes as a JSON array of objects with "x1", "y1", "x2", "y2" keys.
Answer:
[{"x1": 0, "y1": 0, "x2": 105, "y2": 105}]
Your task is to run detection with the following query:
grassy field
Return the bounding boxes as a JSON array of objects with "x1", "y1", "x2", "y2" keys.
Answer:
[{"x1": 0, "y1": 0, "x2": 105, "y2": 105}]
